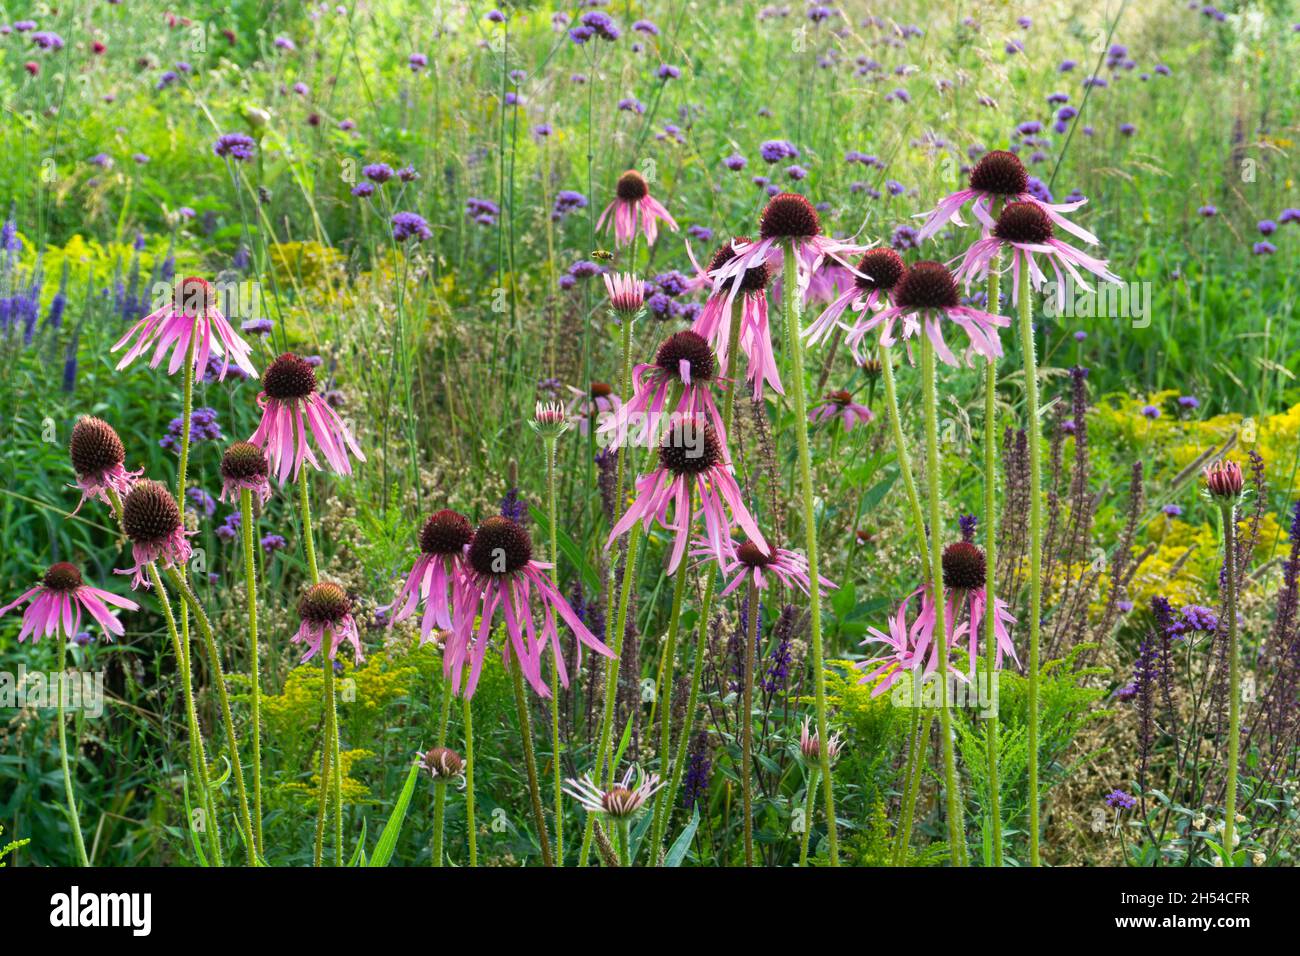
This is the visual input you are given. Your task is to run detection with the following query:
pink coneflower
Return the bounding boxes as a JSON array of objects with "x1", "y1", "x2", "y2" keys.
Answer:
[
  {"x1": 566, "y1": 382, "x2": 622, "y2": 436},
  {"x1": 855, "y1": 588, "x2": 955, "y2": 696},
  {"x1": 609, "y1": 418, "x2": 765, "y2": 573},
  {"x1": 843, "y1": 261, "x2": 1010, "y2": 367},
  {"x1": 916, "y1": 149, "x2": 1099, "y2": 244},
  {"x1": 387, "y1": 509, "x2": 473, "y2": 641},
  {"x1": 599, "y1": 330, "x2": 725, "y2": 451},
  {"x1": 293, "y1": 582, "x2": 364, "y2": 664},
  {"x1": 218, "y1": 441, "x2": 272, "y2": 507},
  {"x1": 111, "y1": 276, "x2": 257, "y2": 382},
  {"x1": 603, "y1": 271, "x2": 645, "y2": 315},
  {"x1": 1204, "y1": 459, "x2": 1245, "y2": 501},
  {"x1": 952, "y1": 201, "x2": 1120, "y2": 307},
  {"x1": 117, "y1": 480, "x2": 194, "y2": 589},
  {"x1": 68, "y1": 416, "x2": 140, "y2": 514},
  {"x1": 711, "y1": 193, "x2": 868, "y2": 300},
  {"x1": 249, "y1": 352, "x2": 365, "y2": 483},
  {"x1": 703, "y1": 538, "x2": 836, "y2": 598},
  {"x1": 597, "y1": 170, "x2": 678, "y2": 247},
  {"x1": 941, "y1": 541, "x2": 1018, "y2": 678},
  {"x1": 803, "y1": 248, "x2": 906, "y2": 348},
  {"x1": 798, "y1": 715, "x2": 843, "y2": 765},
  {"x1": 564, "y1": 765, "x2": 664, "y2": 820},
  {"x1": 686, "y1": 238, "x2": 781, "y2": 399},
  {"x1": 808, "y1": 389, "x2": 874, "y2": 431},
  {"x1": 449, "y1": 516, "x2": 613, "y2": 699},
  {"x1": 1, "y1": 563, "x2": 138, "y2": 643}
]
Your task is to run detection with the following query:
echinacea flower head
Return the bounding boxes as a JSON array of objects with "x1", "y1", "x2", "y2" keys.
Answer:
[
  {"x1": 1203, "y1": 459, "x2": 1244, "y2": 502},
  {"x1": 798, "y1": 715, "x2": 843, "y2": 766},
  {"x1": 1, "y1": 563, "x2": 138, "y2": 643},
  {"x1": 953, "y1": 201, "x2": 1120, "y2": 310},
  {"x1": 111, "y1": 276, "x2": 257, "y2": 381},
  {"x1": 563, "y1": 766, "x2": 664, "y2": 820},
  {"x1": 685, "y1": 237, "x2": 781, "y2": 399},
  {"x1": 804, "y1": 247, "x2": 905, "y2": 349},
  {"x1": 249, "y1": 352, "x2": 365, "y2": 483},
  {"x1": 809, "y1": 389, "x2": 874, "y2": 431},
  {"x1": 599, "y1": 330, "x2": 725, "y2": 451},
  {"x1": 420, "y1": 746, "x2": 464, "y2": 781},
  {"x1": 713, "y1": 194, "x2": 869, "y2": 304},
  {"x1": 707, "y1": 538, "x2": 836, "y2": 597},
  {"x1": 845, "y1": 261, "x2": 1010, "y2": 366},
  {"x1": 118, "y1": 480, "x2": 194, "y2": 589},
  {"x1": 218, "y1": 441, "x2": 272, "y2": 507},
  {"x1": 597, "y1": 169, "x2": 678, "y2": 247},
  {"x1": 609, "y1": 418, "x2": 765, "y2": 573},
  {"x1": 603, "y1": 271, "x2": 645, "y2": 316},
  {"x1": 530, "y1": 401, "x2": 571, "y2": 440},
  {"x1": 917, "y1": 148, "x2": 1100, "y2": 245},
  {"x1": 293, "y1": 581, "x2": 363, "y2": 664},
  {"x1": 68, "y1": 416, "x2": 140, "y2": 513},
  {"x1": 941, "y1": 541, "x2": 986, "y2": 592},
  {"x1": 388, "y1": 509, "x2": 474, "y2": 641},
  {"x1": 449, "y1": 516, "x2": 613, "y2": 699}
]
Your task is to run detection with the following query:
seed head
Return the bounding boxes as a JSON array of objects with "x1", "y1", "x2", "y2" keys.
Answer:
[
  {"x1": 419, "y1": 509, "x2": 473, "y2": 555},
  {"x1": 993, "y1": 201, "x2": 1054, "y2": 245},
  {"x1": 708, "y1": 238, "x2": 771, "y2": 292},
  {"x1": 759, "y1": 192, "x2": 821, "y2": 240},
  {"x1": 220, "y1": 441, "x2": 269, "y2": 484},
  {"x1": 121, "y1": 480, "x2": 182, "y2": 544},
  {"x1": 655, "y1": 330, "x2": 716, "y2": 382},
  {"x1": 468, "y1": 516, "x2": 533, "y2": 576},
  {"x1": 262, "y1": 352, "x2": 318, "y2": 401},
  {"x1": 421, "y1": 746, "x2": 464, "y2": 780},
  {"x1": 69, "y1": 416, "x2": 125, "y2": 478},
  {"x1": 616, "y1": 169, "x2": 649, "y2": 202},
  {"x1": 43, "y1": 562, "x2": 83, "y2": 593},
  {"x1": 853, "y1": 248, "x2": 906, "y2": 293},
  {"x1": 297, "y1": 581, "x2": 351, "y2": 625},
  {"x1": 942, "y1": 541, "x2": 987, "y2": 591},
  {"x1": 892, "y1": 261, "x2": 960, "y2": 311},
  {"x1": 969, "y1": 149, "x2": 1029, "y2": 196},
  {"x1": 658, "y1": 420, "x2": 723, "y2": 476}
]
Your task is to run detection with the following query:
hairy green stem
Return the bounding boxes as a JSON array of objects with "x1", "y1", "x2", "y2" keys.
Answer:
[
  {"x1": 56, "y1": 629, "x2": 90, "y2": 867},
  {"x1": 1222, "y1": 503, "x2": 1241, "y2": 864},
  {"x1": 741, "y1": 577, "x2": 758, "y2": 867},
  {"x1": 879, "y1": 347, "x2": 930, "y2": 568},
  {"x1": 431, "y1": 686, "x2": 452, "y2": 867},
  {"x1": 511, "y1": 648, "x2": 554, "y2": 867},
  {"x1": 240, "y1": 488, "x2": 264, "y2": 858},
  {"x1": 921, "y1": 337, "x2": 966, "y2": 866},
  {"x1": 782, "y1": 242, "x2": 837, "y2": 864},
  {"x1": 799, "y1": 767, "x2": 818, "y2": 867},
  {"x1": 1017, "y1": 275, "x2": 1043, "y2": 867},
  {"x1": 544, "y1": 434, "x2": 564, "y2": 865},
  {"x1": 464, "y1": 694, "x2": 478, "y2": 866},
  {"x1": 984, "y1": 260, "x2": 1004, "y2": 867}
]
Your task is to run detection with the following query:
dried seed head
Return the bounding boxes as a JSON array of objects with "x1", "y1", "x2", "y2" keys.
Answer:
[
  {"x1": 419, "y1": 509, "x2": 473, "y2": 555},
  {"x1": 468, "y1": 516, "x2": 533, "y2": 576},
  {"x1": 121, "y1": 479, "x2": 182, "y2": 544},
  {"x1": 759, "y1": 192, "x2": 821, "y2": 240},
  {"x1": 968, "y1": 149, "x2": 1029, "y2": 196},
  {"x1": 616, "y1": 169, "x2": 649, "y2": 202},
  {"x1": 43, "y1": 562, "x2": 83, "y2": 593},
  {"x1": 709, "y1": 237, "x2": 771, "y2": 292},
  {"x1": 893, "y1": 261, "x2": 960, "y2": 311},
  {"x1": 262, "y1": 352, "x2": 318, "y2": 401},
  {"x1": 658, "y1": 420, "x2": 723, "y2": 476},
  {"x1": 220, "y1": 441, "x2": 269, "y2": 484},
  {"x1": 70, "y1": 416, "x2": 126, "y2": 478},
  {"x1": 655, "y1": 330, "x2": 716, "y2": 382},
  {"x1": 297, "y1": 581, "x2": 351, "y2": 625},
  {"x1": 421, "y1": 746, "x2": 464, "y2": 779},
  {"x1": 859, "y1": 357, "x2": 883, "y2": 379},
  {"x1": 941, "y1": 541, "x2": 987, "y2": 591},
  {"x1": 853, "y1": 248, "x2": 906, "y2": 292},
  {"x1": 993, "y1": 201, "x2": 1054, "y2": 245}
]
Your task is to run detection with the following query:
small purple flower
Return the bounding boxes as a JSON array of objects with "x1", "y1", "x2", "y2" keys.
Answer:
[
  {"x1": 1059, "y1": 59, "x2": 1077, "y2": 72},
  {"x1": 1161, "y1": 504, "x2": 1183, "y2": 517},
  {"x1": 1278, "y1": 208, "x2": 1300, "y2": 225},
  {"x1": 1119, "y1": 123, "x2": 1136, "y2": 137},
  {"x1": 723, "y1": 153, "x2": 747, "y2": 171},
  {"x1": 1258, "y1": 219, "x2": 1277, "y2": 236},
  {"x1": 213, "y1": 133, "x2": 257, "y2": 162},
  {"x1": 1140, "y1": 405, "x2": 1161, "y2": 420},
  {"x1": 1177, "y1": 395, "x2": 1199, "y2": 410},
  {"x1": 363, "y1": 163, "x2": 395, "y2": 184},
  {"x1": 273, "y1": 36, "x2": 296, "y2": 51},
  {"x1": 397, "y1": 165, "x2": 419, "y2": 182},
  {"x1": 786, "y1": 164, "x2": 808, "y2": 181},
  {"x1": 760, "y1": 140, "x2": 799, "y2": 163},
  {"x1": 261, "y1": 534, "x2": 288, "y2": 554},
  {"x1": 1104, "y1": 789, "x2": 1136, "y2": 810},
  {"x1": 351, "y1": 182, "x2": 375, "y2": 198},
  {"x1": 656, "y1": 64, "x2": 680, "y2": 80},
  {"x1": 1254, "y1": 241, "x2": 1276, "y2": 256},
  {"x1": 1198, "y1": 204, "x2": 1217, "y2": 218},
  {"x1": 409, "y1": 53, "x2": 428, "y2": 72},
  {"x1": 391, "y1": 211, "x2": 432, "y2": 242},
  {"x1": 618, "y1": 97, "x2": 645, "y2": 114}
]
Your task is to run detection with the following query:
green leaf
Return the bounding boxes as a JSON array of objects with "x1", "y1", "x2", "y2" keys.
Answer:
[
  {"x1": 348, "y1": 817, "x2": 368, "y2": 867},
  {"x1": 368, "y1": 760, "x2": 423, "y2": 866},
  {"x1": 180, "y1": 773, "x2": 209, "y2": 868},
  {"x1": 612, "y1": 713, "x2": 635, "y2": 769},
  {"x1": 664, "y1": 807, "x2": 700, "y2": 867}
]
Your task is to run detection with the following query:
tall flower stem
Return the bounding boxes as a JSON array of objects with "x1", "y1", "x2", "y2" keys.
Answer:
[
  {"x1": 879, "y1": 347, "x2": 930, "y2": 566},
  {"x1": 321, "y1": 644, "x2": 341, "y2": 866},
  {"x1": 781, "y1": 242, "x2": 837, "y2": 865},
  {"x1": 579, "y1": 305, "x2": 643, "y2": 866},
  {"x1": 141, "y1": 555, "x2": 220, "y2": 865},
  {"x1": 983, "y1": 260, "x2": 1004, "y2": 867},
  {"x1": 1221, "y1": 503, "x2": 1241, "y2": 864},
  {"x1": 741, "y1": 578, "x2": 759, "y2": 867},
  {"x1": 798, "y1": 767, "x2": 819, "y2": 867},
  {"x1": 169, "y1": 571, "x2": 257, "y2": 865},
  {"x1": 175, "y1": 327, "x2": 197, "y2": 836},
  {"x1": 645, "y1": 486, "x2": 694, "y2": 860},
  {"x1": 431, "y1": 685, "x2": 452, "y2": 867},
  {"x1": 56, "y1": 627, "x2": 90, "y2": 867},
  {"x1": 1017, "y1": 275, "x2": 1043, "y2": 867},
  {"x1": 543, "y1": 433, "x2": 564, "y2": 866},
  {"x1": 510, "y1": 646, "x2": 554, "y2": 867},
  {"x1": 239, "y1": 488, "x2": 264, "y2": 857},
  {"x1": 654, "y1": 304, "x2": 744, "y2": 856},
  {"x1": 894, "y1": 708, "x2": 933, "y2": 864},
  {"x1": 920, "y1": 336, "x2": 966, "y2": 866},
  {"x1": 463, "y1": 694, "x2": 478, "y2": 866}
]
